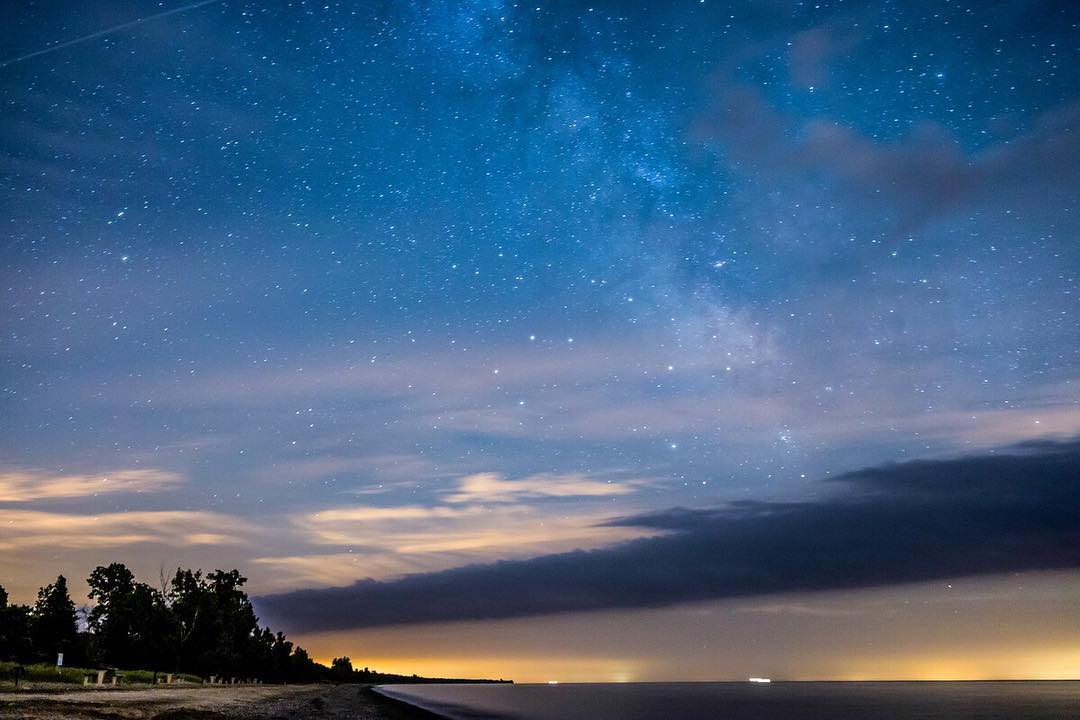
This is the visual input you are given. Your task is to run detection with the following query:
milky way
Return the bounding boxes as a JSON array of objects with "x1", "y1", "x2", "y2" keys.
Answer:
[{"x1": 0, "y1": 1, "x2": 1077, "y2": 639}]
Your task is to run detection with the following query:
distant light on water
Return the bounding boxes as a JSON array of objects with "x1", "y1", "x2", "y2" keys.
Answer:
[
  {"x1": 547, "y1": 680, "x2": 559, "y2": 685},
  {"x1": 748, "y1": 677, "x2": 772, "y2": 683}
]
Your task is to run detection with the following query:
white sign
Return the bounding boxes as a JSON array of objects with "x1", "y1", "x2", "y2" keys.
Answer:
[{"x1": 57, "y1": 653, "x2": 64, "y2": 666}]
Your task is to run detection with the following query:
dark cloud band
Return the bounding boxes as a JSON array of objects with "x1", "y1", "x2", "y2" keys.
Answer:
[{"x1": 256, "y1": 440, "x2": 1080, "y2": 632}]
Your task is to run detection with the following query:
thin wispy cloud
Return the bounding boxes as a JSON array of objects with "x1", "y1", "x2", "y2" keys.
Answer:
[
  {"x1": 0, "y1": 508, "x2": 251, "y2": 551},
  {"x1": 444, "y1": 472, "x2": 642, "y2": 504},
  {"x1": 0, "y1": 467, "x2": 182, "y2": 502}
]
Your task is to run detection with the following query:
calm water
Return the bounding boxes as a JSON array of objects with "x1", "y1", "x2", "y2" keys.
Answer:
[{"x1": 376, "y1": 681, "x2": 1080, "y2": 720}]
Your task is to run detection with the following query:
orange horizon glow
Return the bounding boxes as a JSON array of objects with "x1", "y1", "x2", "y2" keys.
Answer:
[
  {"x1": 295, "y1": 571, "x2": 1080, "y2": 685},
  {"x1": 306, "y1": 652, "x2": 1080, "y2": 684}
]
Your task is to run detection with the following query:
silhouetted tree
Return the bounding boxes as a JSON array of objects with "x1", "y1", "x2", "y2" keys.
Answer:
[
  {"x1": 290, "y1": 646, "x2": 321, "y2": 683},
  {"x1": 163, "y1": 567, "x2": 265, "y2": 677},
  {"x1": 87, "y1": 563, "x2": 137, "y2": 664},
  {"x1": 86, "y1": 563, "x2": 172, "y2": 669},
  {"x1": 268, "y1": 631, "x2": 294, "y2": 682},
  {"x1": 205, "y1": 569, "x2": 260, "y2": 674},
  {"x1": 30, "y1": 575, "x2": 79, "y2": 663},
  {"x1": 331, "y1": 655, "x2": 353, "y2": 680},
  {"x1": 168, "y1": 568, "x2": 211, "y2": 672},
  {"x1": 6, "y1": 565, "x2": 452, "y2": 685},
  {"x1": 0, "y1": 583, "x2": 34, "y2": 661}
]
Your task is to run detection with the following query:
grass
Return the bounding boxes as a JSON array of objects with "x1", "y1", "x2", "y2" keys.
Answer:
[
  {"x1": 1, "y1": 661, "x2": 88, "y2": 684},
  {"x1": 0, "y1": 660, "x2": 202, "y2": 686}
]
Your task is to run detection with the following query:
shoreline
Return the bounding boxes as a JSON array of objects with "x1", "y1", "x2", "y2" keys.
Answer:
[
  {"x1": 369, "y1": 686, "x2": 452, "y2": 720},
  {"x1": 0, "y1": 683, "x2": 449, "y2": 720}
]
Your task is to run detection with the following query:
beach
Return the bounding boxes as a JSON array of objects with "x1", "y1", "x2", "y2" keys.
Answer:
[{"x1": 0, "y1": 684, "x2": 441, "y2": 720}]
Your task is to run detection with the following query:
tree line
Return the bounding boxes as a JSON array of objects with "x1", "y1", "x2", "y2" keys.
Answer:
[{"x1": 0, "y1": 564, "x2": 361, "y2": 683}]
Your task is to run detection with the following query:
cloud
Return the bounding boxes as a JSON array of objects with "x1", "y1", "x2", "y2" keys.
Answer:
[
  {"x1": 252, "y1": 551, "x2": 492, "y2": 591},
  {"x1": 294, "y1": 502, "x2": 654, "y2": 562},
  {"x1": 444, "y1": 472, "x2": 641, "y2": 504},
  {"x1": 309, "y1": 505, "x2": 484, "y2": 523},
  {"x1": 0, "y1": 509, "x2": 251, "y2": 551},
  {"x1": 0, "y1": 467, "x2": 182, "y2": 502},
  {"x1": 788, "y1": 24, "x2": 861, "y2": 89},
  {"x1": 695, "y1": 75, "x2": 1080, "y2": 239},
  {"x1": 290, "y1": 471, "x2": 651, "y2": 565},
  {"x1": 255, "y1": 439, "x2": 1080, "y2": 631}
]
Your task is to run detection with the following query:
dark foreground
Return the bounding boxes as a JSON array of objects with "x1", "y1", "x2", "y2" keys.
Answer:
[{"x1": 0, "y1": 684, "x2": 444, "y2": 720}]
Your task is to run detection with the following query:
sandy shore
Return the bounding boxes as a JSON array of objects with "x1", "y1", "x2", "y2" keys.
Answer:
[{"x1": 0, "y1": 684, "x2": 444, "y2": 720}]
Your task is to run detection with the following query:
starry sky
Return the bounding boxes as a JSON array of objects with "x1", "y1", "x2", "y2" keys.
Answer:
[{"x1": 1, "y1": 0, "x2": 1078, "y2": 681}]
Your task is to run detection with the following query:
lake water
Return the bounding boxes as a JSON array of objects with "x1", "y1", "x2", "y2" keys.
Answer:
[{"x1": 376, "y1": 681, "x2": 1080, "y2": 720}]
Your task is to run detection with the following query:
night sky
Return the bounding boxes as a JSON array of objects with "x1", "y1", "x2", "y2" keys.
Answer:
[{"x1": 1, "y1": 0, "x2": 1078, "y2": 681}]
